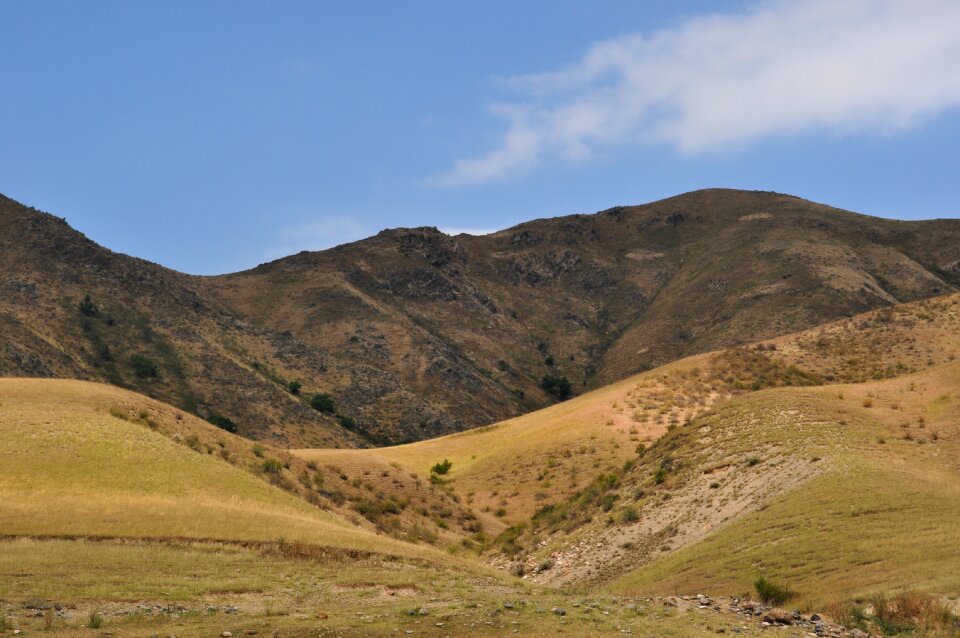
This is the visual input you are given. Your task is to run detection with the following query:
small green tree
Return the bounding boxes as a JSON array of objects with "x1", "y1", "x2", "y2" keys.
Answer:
[
  {"x1": 310, "y1": 392, "x2": 335, "y2": 413},
  {"x1": 287, "y1": 380, "x2": 302, "y2": 395},
  {"x1": 540, "y1": 374, "x2": 572, "y2": 400},
  {"x1": 129, "y1": 354, "x2": 158, "y2": 378},
  {"x1": 78, "y1": 294, "x2": 98, "y2": 317}
]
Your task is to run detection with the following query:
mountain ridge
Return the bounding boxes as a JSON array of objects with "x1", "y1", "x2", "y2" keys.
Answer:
[{"x1": 2, "y1": 188, "x2": 959, "y2": 445}]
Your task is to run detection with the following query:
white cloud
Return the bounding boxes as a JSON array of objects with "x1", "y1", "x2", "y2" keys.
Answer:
[
  {"x1": 265, "y1": 216, "x2": 370, "y2": 260},
  {"x1": 433, "y1": 0, "x2": 960, "y2": 186}
]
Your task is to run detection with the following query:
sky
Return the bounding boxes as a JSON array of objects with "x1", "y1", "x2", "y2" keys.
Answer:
[{"x1": 2, "y1": 0, "x2": 960, "y2": 275}]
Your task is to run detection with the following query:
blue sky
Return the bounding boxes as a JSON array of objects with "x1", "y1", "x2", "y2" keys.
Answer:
[{"x1": 2, "y1": 0, "x2": 959, "y2": 275}]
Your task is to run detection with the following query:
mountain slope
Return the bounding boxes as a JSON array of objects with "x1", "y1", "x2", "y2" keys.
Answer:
[{"x1": 3, "y1": 189, "x2": 960, "y2": 445}]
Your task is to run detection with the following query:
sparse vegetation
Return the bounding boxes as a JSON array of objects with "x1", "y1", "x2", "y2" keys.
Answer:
[
  {"x1": 431, "y1": 459, "x2": 452, "y2": 476},
  {"x1": 206, "y1": 412, "x2": 238, "y2": 433},
  {"x1": 78, "y1": 294, "x2": 98, "y2": 317},
  {"x1": 129, "y1": 353, "x2": 159, "y2": 378},
  {"x1": 541, "y1": 374, "x2": 572, "y2": 400},
  {"x1": 754, "y1": 576, "x2": 795, "y2": 606},
  {"x1": 310, "y1": 392, "x2": 335, "y2": 413}
]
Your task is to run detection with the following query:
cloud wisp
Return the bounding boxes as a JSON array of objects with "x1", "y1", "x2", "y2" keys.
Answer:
[
  {"x1": 432, "y1": 0, "x2": 960, "y2": 186},
  {"x1": 265, "y1": 216, "x2": 370, "y2": 261}
]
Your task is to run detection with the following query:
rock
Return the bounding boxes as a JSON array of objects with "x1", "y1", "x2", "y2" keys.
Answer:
[
  {"x1": 24, "y1": 598, "x2": 50, "y2": 610},
  {"x1": 417, "y1": 607, "x2": 429, "y2": 616},
  {"x1": 850, "y1": 630, "x2": 868, "y2": 638},
  {"x1": 810, "y1": 613, "x2": 822, "y2": 622},
  {"x1": 552, "y1": 607, "x2": 567, "y2": 616},
  {"x1": 225, "y1": 606, "x2": 239, "y2": 614},
  {"x1": 222, "y1": 632, "x2": 232, "y2": 638},
  {"x1": 763, "y1": 609, "x2": 794, "y2": 625},
  {"x1": 504, "y1": 602, "x2": 514, "y2": 609}
]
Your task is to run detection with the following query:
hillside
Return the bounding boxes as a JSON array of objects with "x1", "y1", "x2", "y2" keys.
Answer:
[
  {"x1": 487, "y1": 294, "x2": 960, "y2": 603},
  {"x1": 3, "y1": 295, "x2": 960, "y2": 636},
  {"x1": 295, "y1": 293, "x2": 960, "y2": 614},
  {"x1": 3, "y1": 190, "x2": 960, "y2": 446},
  {"x1": 1, "y1": 379, "x2": 823, "y2": 638}
]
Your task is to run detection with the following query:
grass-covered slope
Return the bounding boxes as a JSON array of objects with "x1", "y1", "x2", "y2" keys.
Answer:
[
  {"x1": 610, "y1": 364, "x2": 960, "y2": 602},
  {"x1": 0, "y1": 378, "x2": 437, "y2": 559},
  {"x1": 503, "y1": 295, "x2": 960, "y2": 604}
]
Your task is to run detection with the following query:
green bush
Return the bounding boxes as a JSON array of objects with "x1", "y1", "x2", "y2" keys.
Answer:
[
  {"x1": 129, "y1": 353, "x2": 158, "y2": 378},
  {"x1": 431, "y1": 459, "x2": 453, "y2": 475},
  {"x1": 88, "y1": 612, "x2": 103, "y2": 629},
  {"x1": 78, "y1": 294, "x2": 98, "y2": 317},
  {"x1": 287, "y1": 380, "x2": 302, "y2": 395},
  {"x1": 207, "y1": 412, "x2": 238, "y2": 433},
  {"x1": 262, "y1": 458, "x2": 283, "y2": 474},
  {"x1": 339, "y1": 415, "x2": 356, "y2": 429},
  {"x1": 653, "y1": 467, "x2": 668, "y2": 484},
  {"x1": 541, "y1": 374, "x2": 572, "y2": 400},
  {"x1": 754, "y1": 576, "x2": 795, "y2": 606},
  {"x1": 310, "y1": 392, "x2": 336, "y2": 413}
]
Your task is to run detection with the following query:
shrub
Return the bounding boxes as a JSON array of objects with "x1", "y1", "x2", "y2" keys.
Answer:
[
  {"x1": 538, "y1": 557, "x2": 555, "y2": 572},
  {"x1": 653, "y1": 467, "x2": 668, "y2": 484},
  {"x1": 252, "y1": 444, "x2": 265, "y2": 457},
  {"x1": 431, "y1": 459, "x2": 453, "y2": 476},
  {"x1": 129, "y1": 354, "x2": 158, "y2": 378},
  {"x1": 207, "y1": 412, "x2": 238, "y2": 433},
  {"x1": 541, "y1": 374, "x2": 572, "y2": 400},
  {"x1": 620, "y1": 507, "x2": 639, "y2": 523},
  {"x1": 88, "y1": 612, "x2": 103, "y2": 629},
  {"x1": 78, "y1": 294, "x2": 98, "y2": 317},
  {"x1": 262, "y1": 458, "x2": 283, "y2": 474},
  {"x1": 287, "y1": 380, "x2": 302, "y2": 395},
  {"x1": 754, "y1": 576, "x2": 795, "y2": 606},
  {"x1": 339, "y1": 415, "x2": 356, "y2": 429},
  {"x1": 310, "y1": 392, "x2": 336, "y2": 413}
]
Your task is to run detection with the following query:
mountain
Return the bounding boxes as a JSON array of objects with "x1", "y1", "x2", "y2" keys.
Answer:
[{"x1": 3, "y1": 189, "x2": 960, "y2": 445}]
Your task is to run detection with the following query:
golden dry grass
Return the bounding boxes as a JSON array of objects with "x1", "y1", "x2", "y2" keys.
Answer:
[{"x1": 0, "y1": 378, "x2": 440, "y2": 561}]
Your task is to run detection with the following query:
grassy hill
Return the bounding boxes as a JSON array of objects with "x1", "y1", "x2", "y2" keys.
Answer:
[
  {"x1": 0, "y1": 378, "x2": 430, "y2": 555},
  {"x1": 295, "y1": 293, "x2": 960, "y2": 616},
  {"x1": 4, "y1": 189, "x2": 960, "y2": 446},
  {"x1": 0, "y1": 383, "x2": 776, "y2": 637},
  {"x1": 495, "y1": 294, "x2": 960, "y2": 606}
]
